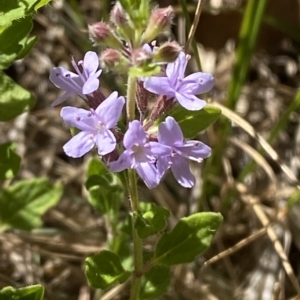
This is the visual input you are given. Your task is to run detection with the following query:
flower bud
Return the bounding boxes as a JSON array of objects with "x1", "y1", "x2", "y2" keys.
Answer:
[
  {"x1": 142, "y1": 6, "x2": 174, "y2": 43},
  {"x1": 100, "y1": 48, "x2": 129, "y2": 72},
  {"x1": 110, "y1": 2, "x2": 127, "y2": 26},
  {"x1": 153, "y1": 41, "x2": 182, "y2": 63},
  {"x1": 132, "y1": 48, "x2": 152, "y2": 66},
  {"x1": 88, "y1": 22, "x2": 122, "y2": 49}
]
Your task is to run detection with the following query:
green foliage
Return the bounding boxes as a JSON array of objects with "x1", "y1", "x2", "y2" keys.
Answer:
[
  {"x1": 85, "y1": 158, "x2": 124, "y2": 215},
  {"x1": 139, "y1": 266, "x2": 171, "y2": 300},
  {"x1": 0, "y1": 71, "x2": 35, "y2": 122},
  {"x1": 170, "y1": 105, "x2": 221, "y2": 138},
  {"x1": 0, "y1": 142, "x2": 21, "y2": 180},
  {"x1": 0, "y1": 285, "x2": 44, "y2": 300},
  {"x1": 85, "y1": 250, "x2": 131, "y2": 289},
  {"x1": 0, "y1": 16, "x2": 36, "y2": 69},
  {"x1": 135, "y1": 202, "x2": 170, "y2": 239},
  {"x1": 0, "y1": 178, "x2": 63, "y2": 232},
  {"x1": 0, "y1": 0, "x2": 53, "y2": 27},
  {"x1": 153, "y1": 212, "x2": 223, "y2": 266},
  {"x1": 129, "y1": 64, "x2": 161, "y2": 78}
]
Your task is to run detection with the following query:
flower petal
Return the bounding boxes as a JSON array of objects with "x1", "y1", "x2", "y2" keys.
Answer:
[
  {"x1": 123, "y1": 120, "x2": 147, "y2": 149},
  {"x1": 175, "y1": 92, "x2": 206, "y2": 111},
  {"x1": 83, "y1": 51, "x2": 100, "y2": 76},
  {"x1": 136, "y1": 162, "x2": 160, "y2": 189},
  {"x1": 143, "y1": 77, "x2": 174, "y2": 96},
  {"x1": 49, "y1": 67, "x2": 80, "y2": 91},
  {"x1": 158, "y1": 116, "x2": 184, "y2": 146},
  {"x1": 60, "y1": 107, "x2": 95, "y2": 131},
  {"x1": 147, "y1": 142, "x2": 172, "y2": 156},
  {"x1": 183, "y1": 72, "x2": 214, "y2": 94},
  {"x1": 95, "y1": 92, "x2": 125, "y2": 128},
  {"x1": 51, "y1": 91, "x2": 72, "y2": 107},
  {"x1": 157, "y1": 156, "x2": 171, "y2": 181},
  {"x1": 109, "y1": 151, "x2": 132, "y2": 172},
  {"x1": 96, "y1": 129, "x2": 116, "y2": 155},
  {"x1": 63, "y1": 131, "x2": 95, "y2": 158},
  {"x1": 176, "y1": 141, "x2": 211, "y2": 161},
  {"x1": 82, "y1": 76, "x2": 99, "y2": 94},
  {"x1": 170, "y1": 156, "x2": 194, "y2": 188}
]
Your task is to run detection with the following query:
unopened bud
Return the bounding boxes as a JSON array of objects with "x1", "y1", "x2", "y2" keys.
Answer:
[
  {"x1": 100, "y1": 48, "x2": 129, "y2": 72},
  {"x1": 150, "y1": 95, "x2": 175, "y2": 121},
  {"x1": 132, "y1": 48, "x2": 152, "y2": 66},
  {"x1": 110, "y1": 2, "x2": 127, "y2": 26},
  {"x1": 88, "y1": 22, "x2": 122, "y2": 49},
  {"x1": 142, "y1": 6, "x2": 174, "y2": 43},
  {"x1": 153, "y1": 41, "x2": 182, "y2": 63}
]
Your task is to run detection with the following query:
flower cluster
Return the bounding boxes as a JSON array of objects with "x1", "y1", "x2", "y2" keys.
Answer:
[{"x1": 49, "y1": 3, "x2": 214, "y2": 189}]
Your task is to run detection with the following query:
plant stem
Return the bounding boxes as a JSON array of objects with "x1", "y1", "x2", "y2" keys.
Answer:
[
  {"x1": 126, "y1": 75, "x2": 143, "y2": 300},
  {"x1": 128, "y1": 169, "x2": 143, "y2": 300},
  {"x1": 126, "y1": 76, "x2": 137, "y2": 122}
]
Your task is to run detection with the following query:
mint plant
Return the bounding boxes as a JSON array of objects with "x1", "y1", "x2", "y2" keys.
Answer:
[{"x1": 0, "y1": 0, "x2": 222, "y2": 299}]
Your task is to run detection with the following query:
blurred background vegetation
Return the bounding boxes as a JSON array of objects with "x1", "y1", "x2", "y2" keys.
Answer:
[{"x1": 2, "y1": 0, "x2": 300, "y2": 299}]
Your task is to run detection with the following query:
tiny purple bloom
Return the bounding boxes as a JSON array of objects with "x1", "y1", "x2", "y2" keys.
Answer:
[
  {"x1": 143, "y1": 52, "x2": 214, "y2": 110},
  {"x1": 50, "y1": 51, "x2": 102, "y2": 106},
  {"x1": 60, "y1": 91, "x2": 124, "y2": 158},
  {"x1": 157, "y1": 116, "x2": 211, "y2": 188},
  {"x1": 109, "y1": 120, "x2": 172, "y2": 189}
]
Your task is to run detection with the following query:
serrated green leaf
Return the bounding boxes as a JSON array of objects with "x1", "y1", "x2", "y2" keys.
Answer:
[
  {"x1": 153, "y1": 212, "x2": 223, "y2": 266},
  {"x1": 129, "y1": 64, "x2": 161, "y2": 78},
  {"x1": 16, "y1": 36, "x2": 38, "y2": 61},
  {"x1": 0, "y1": 178, "x2": 63, "y2": 232},
  {"x1": 0, "y1": 0, "x2": 53, "y2": 27},
  {"x1": 0, "y1": 284, "x2": 44, "y2": 300},
  {"x1": 85, "y1": 250, "x2": 131, "y2": 290},
  {"x1": 0, "y1": 16, "x2": 33, "y2": 69},
  {"x1": 0, "y1": 72, "x2": 35, "y2": 121},
  {"x1": 0, "y1": 142, "x2": 21, "y2": 180},
  {"x1": 170, "y1": 105, "x2": 221, "y2": 138},
  {"x1": 135, "y1": 202, "x2": 170, "y2": 239},
  {"x1": 139, "y1": 265, "x2": 171, "y2": 300}
]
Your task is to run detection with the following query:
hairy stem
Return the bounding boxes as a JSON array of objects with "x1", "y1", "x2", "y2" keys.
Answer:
[{"x1": 126, "y1": 75, "x2": 143, "y2": 300}]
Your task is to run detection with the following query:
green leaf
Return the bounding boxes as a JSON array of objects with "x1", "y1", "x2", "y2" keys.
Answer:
[
  {"x1": 0, "y1": 142, "x2": 21, "y2": 180},
  {"x1": 135, "y1": 202, "x2": 170, "y2": 239},
  {"x1": 0, "y1": 178, "x2": 63, "y2": 232},
  {"x1": 153, "y1": 212, "x2": 223, "y2": 266},
  {"x1": 139, "y1": 265, "x2": 171, "y2": 300},
  {"x1": 16, "y1": 36, "x2": 38, "y2": 61},
  {"x1": 85, "y1": 158, "x2": 124, "y2": 215},
  {"x1": 0, "y1": 0, "x2": 53, "y2": 27},
  {"x1": 170, "y1": 105, "x2": 221, "y2": 138},
  {"x1": 0, "y1": 16, "x2": 33, "y2": 69},
  {"x1": 0, "y1": 72, "x2": 36, "y2": 121},
  {"x1": 85, "y1": 250, "x2": 131, "y2": 289},
  {"x1": 129, "y1": 64, "x2": 161, "y2": 78},
  {"x1": 0, "y1": 284, "x2": 44, "y2": 300}
]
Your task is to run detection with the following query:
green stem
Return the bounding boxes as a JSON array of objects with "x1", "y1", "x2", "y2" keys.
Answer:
[
  {"x1": 126, "y1": 75, "x2": 143, "y2": 300},
  {"x1": 128, "y1": 169, "x2": 143, "y2": 300},
  {"x1": 126, "y1": 76, "x2": 137, "y2": 122}
]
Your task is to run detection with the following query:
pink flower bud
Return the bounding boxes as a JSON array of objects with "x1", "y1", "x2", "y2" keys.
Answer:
[
  {"x1": 153, "y1": 41, "x2": 182, "y2": 63},
  {"x1": 88, "y1": 22, "x2": 122, "y2": 49},
  {"x1": 142, "y1": 6, "x2": 174, "y2": 43},
  {"x1": 110, "y1": 2, "x2": 127, "y2": 26},
  {"x1": 132, "y1": 48, "x2": 152, "y2": 66},
  {"x1": 100, "y1": 49, "x2": 129, "y2": 72}
]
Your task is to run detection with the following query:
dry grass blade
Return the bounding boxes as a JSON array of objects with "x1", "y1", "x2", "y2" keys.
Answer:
[
  {"x1": 185, "y1": 0, "x2": 204, "y2": 53},
  {"x1": 236, "y1": 182, "x2": 300, "y2": 297},
  {"x1": 212, "y1": 101, "x2": 300, "y2": 189},
  {"x1": 203, "y1": 228, "x2": 267, "y2": 266}
]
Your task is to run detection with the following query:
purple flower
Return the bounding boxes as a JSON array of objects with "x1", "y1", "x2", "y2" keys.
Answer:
[
  {"x1": 144, "y1": 52, "x2": 214, "y2": 111},
  {"x1": 60, "y1": 92, "x2": 124, "y2": 158},
  {"x1": 109, "y1": 120, "x2": 171, "y2": 189},
  {"x1": 50, "y1": 51, "x2": 102, "y2": 106},
  {"x1": 157, "y1": 117, "x2": 211, "y2": 187}
]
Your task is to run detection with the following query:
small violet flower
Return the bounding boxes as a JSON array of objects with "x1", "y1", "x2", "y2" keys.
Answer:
[
  {"x1": 50, "y1": 51, "x2": 102, "y2": 106},
  {"x1": 144, "y1": 52, "x2": 214, "y2": 111},
  {"x1": 109, "y1": 120, "x2": 171, "y2": 189},
  {"x1": 157, "y1": 116, "x2": 211, "y2": 188},
  {"x1": 60, "y1": 92, "x2": 124, "y2": 158}
]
